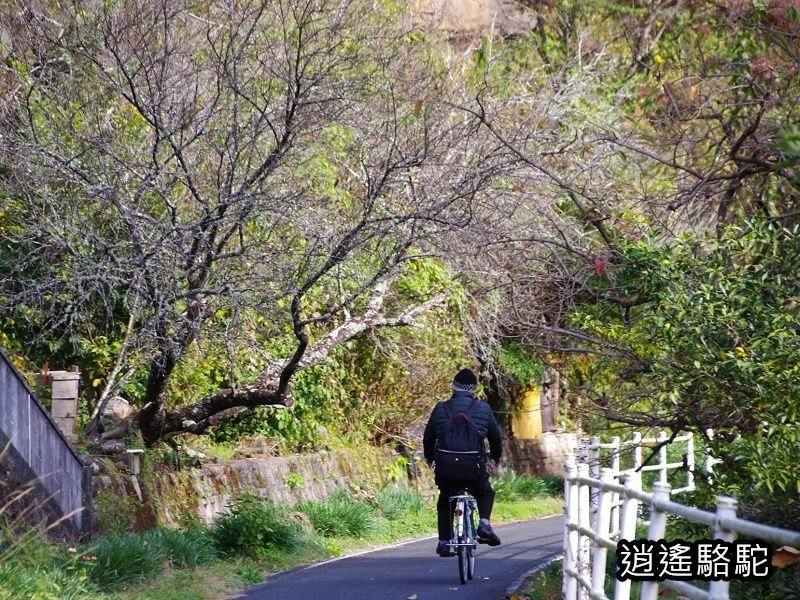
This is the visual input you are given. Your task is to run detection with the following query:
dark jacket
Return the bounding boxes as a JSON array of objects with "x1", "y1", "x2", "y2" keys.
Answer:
[{"x1": 422, "y1": 391, "x2": 503, "y2": 463}]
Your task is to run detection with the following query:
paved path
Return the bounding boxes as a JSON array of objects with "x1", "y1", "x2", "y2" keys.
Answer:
[{"x1": 241, "y1": 515, "x2": 563, "y2": 600}]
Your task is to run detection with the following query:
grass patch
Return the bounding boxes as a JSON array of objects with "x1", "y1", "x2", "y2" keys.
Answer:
[
  {"x1": 516, "y1": 559, "x2": 563, "y2": 599},
  {"x1": 492, "y1": 472, "x2": 563, "y2": 502},
  {"x1": 374, "y1": 486, "x2": 426, "y2": 520},
  {"x1": 295, "y1": 491, "x2": 377, "y2": 538},
  {"x1": 493, "y1": 496, "x2": 563, "y2": 522}
]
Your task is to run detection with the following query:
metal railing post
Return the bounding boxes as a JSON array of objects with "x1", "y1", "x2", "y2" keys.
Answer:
[
  {"x1": 708, "y1": 496, "x2": 738, "y2": 600},
  {"x1": 580, "y1": 436, "x2": 590, "y2": 463},
  {"x1": 614, "y1": 470, "x2": 641, "y2": 600},
  {"x1": 641, "y1": 482, "x2": 671, "y2": 600},
  {"x1": 578, "y1": 463, "x2": 592, "y2": 600},
  {"x1": 610, "y1": 436, "x2": 621, "y2": 535},
  {"x1": 590, "y1": 436, "x2": 601, "y2": 529},
  {"x1": 592, "y1": 468, "x2": 615, "y2": 598},
  {"x1": 564, "y1": 454, "x2": 579, "y2": 600}
]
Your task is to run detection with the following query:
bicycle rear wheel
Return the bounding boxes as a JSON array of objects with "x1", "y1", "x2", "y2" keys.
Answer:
[
  {"x1": 457, "y1": 545, "x2": 467, "y2": 584},
  {"x1": 466, "y1": 512, "x2": 476, "y2": 579}
]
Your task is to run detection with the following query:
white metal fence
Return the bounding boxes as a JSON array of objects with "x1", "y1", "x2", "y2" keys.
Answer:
[
  {"x1": 577, "y1": 432, "x2": 703, "y2": 494},
  {"x1": 563, "y1": 452, "x2": 800, "y2": 599}
]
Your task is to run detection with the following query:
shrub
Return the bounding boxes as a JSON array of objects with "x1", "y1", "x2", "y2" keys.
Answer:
[
  {"x1": 295, "y1": 491, "x2": 377, "y2": 538},
  {"x1": 211, "y1": 494, "x2": 305, "y2": 557},
  {"x1": 88, "y1": 533, "x2": 165, "y2": 590}
]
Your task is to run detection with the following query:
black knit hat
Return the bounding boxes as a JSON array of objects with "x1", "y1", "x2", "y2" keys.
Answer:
[{"x1": 451, "y1": 368, "x2": 478, "y2": 393}]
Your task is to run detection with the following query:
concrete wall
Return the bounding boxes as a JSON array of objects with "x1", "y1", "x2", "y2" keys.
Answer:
[{"x1": 0, "y1": 350, "x2": 90, "y2": 536}]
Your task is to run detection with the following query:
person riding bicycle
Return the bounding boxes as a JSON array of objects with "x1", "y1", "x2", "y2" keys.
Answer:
[{"x1": 423, "y1": 368, "x2": 503, "y2": 557}]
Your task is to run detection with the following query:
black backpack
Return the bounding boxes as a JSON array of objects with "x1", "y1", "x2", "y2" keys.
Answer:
[{"x1": 434, "y1": 399, "x2": 486, "y2": 480}]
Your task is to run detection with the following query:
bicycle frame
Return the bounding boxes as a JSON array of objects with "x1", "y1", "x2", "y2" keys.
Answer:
[
  {"x1": 448, "y1": 492, "x2": 478, "y2": 584},
  {"x1": 449, "y1": 495, "x2": 474, "y2": 545}
]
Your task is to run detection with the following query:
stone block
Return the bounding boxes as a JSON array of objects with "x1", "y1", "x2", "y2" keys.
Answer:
[
  {"x1": 52, "y1": 399, "x2": 78, "y2": 419},
  {"x1": 50, "y1": 372, "x2": 80, "y2": 399}
]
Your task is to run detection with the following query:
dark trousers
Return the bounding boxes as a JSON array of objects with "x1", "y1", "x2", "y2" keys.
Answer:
[{"x1": 435, "y1": 471, "x2": 495, "y2": 540}]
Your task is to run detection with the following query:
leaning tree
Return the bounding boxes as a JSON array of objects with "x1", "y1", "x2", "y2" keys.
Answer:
[{"x1": 0, "y1": 0, "x2": 518, "y2": 444}]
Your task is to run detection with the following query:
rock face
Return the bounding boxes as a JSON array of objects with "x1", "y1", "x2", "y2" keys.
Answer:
[{"x1": 411, "y1": 0, "x2": 538, "y2": 38}]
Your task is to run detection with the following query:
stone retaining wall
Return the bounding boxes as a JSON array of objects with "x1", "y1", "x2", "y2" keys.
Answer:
[
  {"x1": 92, "y1": 435, "x2": 573, "y2": 535},
  {"x1": 503, "y1": 432, "x2": 578, "y2": 477},
  {"x1": 92, "y1": 446, "x2": 434, "y2": 533}
]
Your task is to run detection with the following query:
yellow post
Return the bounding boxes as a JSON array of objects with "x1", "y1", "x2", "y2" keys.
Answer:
[{"x1": 511, "y1": 388, "x2": 543, "y2": 439}]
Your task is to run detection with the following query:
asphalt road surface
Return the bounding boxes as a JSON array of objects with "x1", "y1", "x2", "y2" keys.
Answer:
[{"x1": 240, "y1": 515, "x2": 563, "y2": 600}]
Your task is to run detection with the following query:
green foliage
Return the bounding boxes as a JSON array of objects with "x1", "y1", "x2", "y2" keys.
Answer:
[
  {"x1": 498, "y1": 343, "x2": 545, "y2": 387},
  {"x1": 576, "y1": 221, "x2": 800, "y2": 502},
  {"x1": 211, "y1": 262, "x2": 470, "y2": 449},
  {"x1": 491, "y1": 472, "x2": 563, "y2": 502},
  {"x1": 211, "y1": 360, "x2": 351, "y2": 451},
  {"x1": 233, "y1": 563, "x2": 264, "y2": 586},
  {"x1": 775, "y1": 126, "x2": 800, "y2": 184},
  {"x1": 295, "y1": 491, "x2": 377, "y2": 538},
  {"x1": 284, "y1": 472, "x2": 306, "y2": 490},
  {"x1": 384, "y1": 456, "x2": 409, "y2": 484},
  {"x1": 93, "y1": 489, "x2": 136, "y2": 537},
  {"x1": 0, "y1": 562, "x2": 98, "y2": 600},
  {"x1": 210, "y1": 495, "x2": 307, "y2": 558}
]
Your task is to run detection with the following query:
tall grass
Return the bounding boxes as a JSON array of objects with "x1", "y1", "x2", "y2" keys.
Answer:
[
  {"x1": 88, "y1": 526, "x2": 220, "y2": 590},
  {"x1": 141, "y1": 527, "x2": 217, "y2": 568},
  {"x1": 295, "y1": 490, "x2": 377, "y2": 538},
  {"x1": 89, "y1": 533, "x2": 166, "y2": 589}
]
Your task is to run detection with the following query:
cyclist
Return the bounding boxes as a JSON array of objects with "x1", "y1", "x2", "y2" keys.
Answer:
[{"x1": 423, "y1": 368, "x2": 503, "y2": 557}]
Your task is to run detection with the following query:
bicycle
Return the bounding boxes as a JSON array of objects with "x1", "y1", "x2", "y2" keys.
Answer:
[{"x1": 447, "y1": 490, "x2": 478, "y2": 584}]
